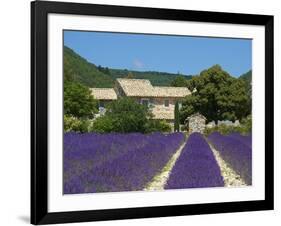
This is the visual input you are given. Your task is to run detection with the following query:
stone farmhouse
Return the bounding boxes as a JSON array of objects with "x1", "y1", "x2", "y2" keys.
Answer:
[{"x1": 90, "y1": 78, "x2": 191, "y2": 123}]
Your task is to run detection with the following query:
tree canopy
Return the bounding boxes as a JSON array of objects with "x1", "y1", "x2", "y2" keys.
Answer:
[
  {"x1": 170, "y1": 75, "x2": 188, "y2": 87},
  {"x1": 126, "y1": 72, "x2": 135, "y2": 79},
  {"x1": 239, "y1": 70, "x2": 252, "y2": 98},
  {"x1": 92, "y1": 97, "x2": 149, "y2": 133},
  {"x1": 180, "y1": 65, "x2": 251, "y2": 123},
  {"x1": 64, "y1": 82, "x2": 98, "y2": 118},
  {"x1": 91, "y1": 97, "x2": 171, "y2": 133}
]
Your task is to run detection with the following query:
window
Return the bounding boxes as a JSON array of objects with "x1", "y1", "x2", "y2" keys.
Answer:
[
  {"x1": 99, "y1": 101, "x2": 104, "y2": 108},
  {"x1": 141, "y1": 99, "x2": 149, "y2": 107},
  {"x1": 164, "y1": 99, "x2": 169, "y2": 107},
  {"x1": 178, "y1": 102, "x2": 182, "y2": 109}
]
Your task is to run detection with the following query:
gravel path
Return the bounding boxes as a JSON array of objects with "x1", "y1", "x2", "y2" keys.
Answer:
[
  {"x1": 208, "y1": 143, "x2": 247, "y2": 187},
  {"x1": 144, "y1": 141, "x2": 186, "y2": 191}
]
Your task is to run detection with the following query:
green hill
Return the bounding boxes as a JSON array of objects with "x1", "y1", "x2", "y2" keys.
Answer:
[
  {"x1": 239, "y1": 70, "x2": 252, "y2": 83},
  {"x1": 64, "y1": 46, "x2": 114, "y2": 88},
  {"x1": 109, "y1": 69, "x2": 192, "y2": 86},
  {"x1": 64, "y1": 46, "x2": 192, "y2": 87},
  {"x1": 239, "y1": 70, "x2": 252, "y2": 94}
]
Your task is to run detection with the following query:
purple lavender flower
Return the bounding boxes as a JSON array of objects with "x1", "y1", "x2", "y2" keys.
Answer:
[
  {"x1": 208, "y1": 132, "x2": 252, "y2": 185},
  {"x1": 64, "y1": 132, "x2": 185, "y2": 194},
  {"x1": 227, "y1": 132, "x2": 252, "y2": 148},
  {"x1": 165, "y1": 132, "x2": 224, "y2": 189}
]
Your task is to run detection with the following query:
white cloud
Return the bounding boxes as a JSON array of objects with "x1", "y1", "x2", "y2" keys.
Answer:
[{"x1": 133, "y1": 58, "x2": 144, "y2": 69}]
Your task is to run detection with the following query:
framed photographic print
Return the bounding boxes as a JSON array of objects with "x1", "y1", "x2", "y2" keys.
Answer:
[{"x1": 31, "y1": 0, "x2": 274, "y2": 224}]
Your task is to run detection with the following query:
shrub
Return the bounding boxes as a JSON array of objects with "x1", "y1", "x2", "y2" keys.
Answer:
[
  {"x1": 64, "y1": 115, "x2": 90, "y2": 133},
  {"x1": 204, "y1": 115, "x2": 252, "y2": 136},
  {"x1": 91, "y1": 97, "x2": 167, "y2": 134},
  {"x1": 106, "y1": 97, "x2": 148, "y2": 133},
  {"x1": 204, "y1": 124, "x2": 238, "y2": 136},
  {"x1": 241, "y1": 115, "x2": 252, "y2": 134},
  {"x1": 144, "y1": 120, "x2": 172, "y2": 133},
  {"x1": 89, "y1": 97, "x2": 176, "y2": 134},
  {"x1": 90, "y1": 116, "x2": 115, "y2": 133},
  {"x1": 180, "y1": 124, "x2": 188, "y2": 132},
  {"x1": 92, "y1": 117, "x2": 172, "y2": 134}
]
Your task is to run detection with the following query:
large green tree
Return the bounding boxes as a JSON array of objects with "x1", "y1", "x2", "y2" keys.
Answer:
[
  {"x1": 170, "y1": 75, "x2": 188, "y2": 87},
  {"x1": 180, "y1": 65, "x2": 250, "y2": 123},
  {"x1": 91, "y1": 97, "x2": 171, "y2": 133},
  {"x1": 92, "y1": 97, "x2": 149, "y2": 133},
  {"x1": 64, "y1": 82, "x2": 98, "y2": 118},
  {"x1": 126, "y1": 72, "x2": 135, "y2": 79}
]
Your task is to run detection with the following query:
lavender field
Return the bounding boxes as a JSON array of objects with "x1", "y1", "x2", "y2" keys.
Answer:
[
  {"x1": 64, "y1": 132, "x2": 185, "y2": 193},
  {"x1": 165, "y1": 133, "x2": 224, "y2": 189},
  {"x1": 64, "y1": 131, "x2": 252, "y2": 194},
  {"x1": 208, "y1": 132, "x2": 252, "y2": 185}
]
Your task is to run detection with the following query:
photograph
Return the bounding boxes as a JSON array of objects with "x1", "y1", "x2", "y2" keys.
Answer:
[
  {"x1": 63, "y1": 30, "x2": 252, "y2": 194},
  {"x1": 30, "y1": 1, "x2": 274, "y2": 224}
]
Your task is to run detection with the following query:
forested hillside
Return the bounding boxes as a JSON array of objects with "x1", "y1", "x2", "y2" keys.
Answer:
[
  {"x1": 64, "y1": 45, "x2": 251, "y2": 91},
  {"x1": 64, "y1": 46, "x2": 114, "y2": 88},
  {"x1": 109, "y1": 69, "x2": 192, "y2": 86},
  {"x1": 64, "y1": 46, "x2": 192, "y2": 87},
  {"x1": 239, "y1": 70, "x2": 252, "y2": 94},
  {"x1": 239, "y1": 70, "x2": 252, "y2": 84}
]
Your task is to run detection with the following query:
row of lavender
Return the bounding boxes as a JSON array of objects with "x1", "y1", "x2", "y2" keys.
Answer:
[
  {"x1": 208, "y1": 132, "x2": 252, "y2": 185},
  {"x1": 64, "y1": 132, "x2": 185, "y2": 194},
  {"x1": 165, "y1": 133, "x2": 224, "y2": 189},
  {"x1": 64, "y1": 132, "x2": 151, "y2": 183},
  {"x1": 228, "y1": 132, "x2": 252, "y2": 148}
]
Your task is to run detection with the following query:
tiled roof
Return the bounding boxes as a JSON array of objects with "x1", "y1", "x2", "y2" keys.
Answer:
[
  {"x1": 116, "y1": 78, "x2": 190, "y2": 97},
  {"x1": 90, "y1": 88, "x2": 117, "y2": 100},
  {"x1": 116, "y1": 78, "x2": 154, "y2": 97},
  {"x1": 152, "y1": 86, "x2": 191, "y2": 97}
]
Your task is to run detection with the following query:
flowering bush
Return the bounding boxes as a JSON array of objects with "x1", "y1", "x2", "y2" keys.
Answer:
[{"x1": 64, "y1": 115, "x2": 90, "y2": 133}]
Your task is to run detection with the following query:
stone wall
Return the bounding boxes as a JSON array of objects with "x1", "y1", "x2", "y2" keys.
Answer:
[
  {"x1": 204, "y1": 119, "x2": 241, "y2": 129},
  {"x1": 218, "y1": 120, "x2": 240, "y2": 127},
  {"x1": 136, "y1": 97, "x2": 180, "y2": 120}
]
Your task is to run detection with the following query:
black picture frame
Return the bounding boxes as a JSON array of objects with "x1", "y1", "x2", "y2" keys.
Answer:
[{"x1": 31, "y1": 0, "x2": 274, "y2": 224}]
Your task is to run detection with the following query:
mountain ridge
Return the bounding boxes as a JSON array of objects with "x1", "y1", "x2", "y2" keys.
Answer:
[
  {"x1": 64, "y1": 46, "x2": 192, "y2": 88},
  {"x1": 64, "y1": 45, "x2": 251, "y2": 88}
]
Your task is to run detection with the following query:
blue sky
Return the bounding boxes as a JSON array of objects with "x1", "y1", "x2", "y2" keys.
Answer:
[{"x1": 64, "y1": 30, "x2": 252, "y2": 77}]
